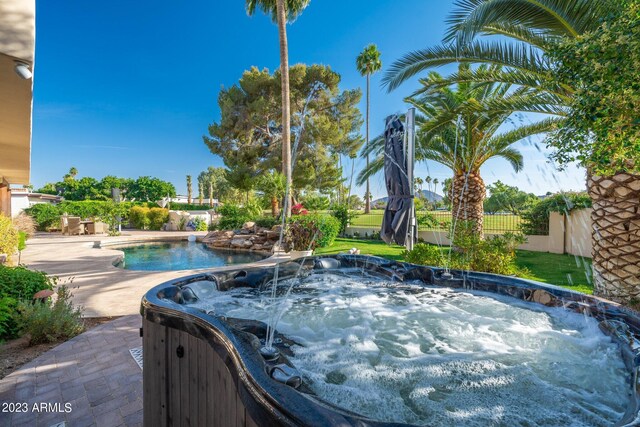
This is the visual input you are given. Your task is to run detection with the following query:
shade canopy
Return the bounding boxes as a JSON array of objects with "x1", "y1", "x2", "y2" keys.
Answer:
[{"x1": 380, "y1": 115, "x2": 412, "y2": 245}]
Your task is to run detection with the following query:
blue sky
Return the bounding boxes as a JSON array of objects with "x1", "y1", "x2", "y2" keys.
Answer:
[{"x1": 32, "y1": 0, "x2": 585, "y2": 198}]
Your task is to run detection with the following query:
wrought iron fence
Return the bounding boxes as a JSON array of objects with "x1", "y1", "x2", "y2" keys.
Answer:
[{"x1": 347, "y1": 210, "x2": 524, "y2": 234}]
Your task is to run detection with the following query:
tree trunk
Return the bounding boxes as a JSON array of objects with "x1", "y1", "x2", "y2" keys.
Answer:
[
  {"x1": 271, "y1": 196, "x2": 280, "y2": 218},
  {"x1": 209, "y1": 182, "x2": 213, "y2": 208},
  {"x1": 364, "y1": 73, "x2": 371, "y2": 214},
  {"x1": 588, "y1": 173, "x2": 640, "y2": 305},
  {"x1": 450, "y1": 171, "x2": 485, "y2": 237},
  {"x1": 276, "y1": 0, "x2": 292, "y2": 217}
]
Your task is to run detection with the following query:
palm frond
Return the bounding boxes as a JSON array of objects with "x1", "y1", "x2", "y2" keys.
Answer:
[
  {"x1": 382, "y1": 40, "x2": 549, "y2": 92},
  {"x1": 444, "y1": 0, "x2": 613, "y2": 46},
  {"x1": 356, "y1": 154, "x2": 384, "y2": 186}
]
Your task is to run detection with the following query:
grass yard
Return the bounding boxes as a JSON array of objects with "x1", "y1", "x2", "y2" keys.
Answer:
[
  {"x1": 316, "y1": 238, "x2": 594, "y2": 294},
  {"x1": 347, "y1": 209, "x2": 522, "y2": 233}
]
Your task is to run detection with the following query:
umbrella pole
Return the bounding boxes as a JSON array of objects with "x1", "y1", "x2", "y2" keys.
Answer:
[{"x1": 405, "y1": 108, "x2": 416, "y2": 251}]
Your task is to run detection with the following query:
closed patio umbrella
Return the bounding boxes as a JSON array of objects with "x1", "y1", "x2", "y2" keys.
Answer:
[{"x1": 380, "y1": 113, "x2": 415, "y2": 246}]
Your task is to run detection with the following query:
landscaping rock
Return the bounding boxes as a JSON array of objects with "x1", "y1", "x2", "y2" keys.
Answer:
[{"x1": 203, "y1": 226, "x2": 276, "y2": 253}]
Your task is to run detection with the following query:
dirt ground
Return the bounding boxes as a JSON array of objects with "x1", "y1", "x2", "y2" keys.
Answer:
[{"x1": 0, "y1": 317, "x2": 120, "y2": 380}]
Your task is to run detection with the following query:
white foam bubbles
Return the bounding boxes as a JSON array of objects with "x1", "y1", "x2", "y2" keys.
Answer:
[{"x1": 193, "y1": 273, "x2": 630, "y2": 426}]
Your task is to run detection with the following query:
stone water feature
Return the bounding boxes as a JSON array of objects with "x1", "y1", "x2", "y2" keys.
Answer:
[{"x1": 201, "y1": 222, "x2": 281, "y2": 253}]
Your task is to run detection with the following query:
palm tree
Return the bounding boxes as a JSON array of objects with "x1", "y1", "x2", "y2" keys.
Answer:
[
  {"x1": 433, "y1": 178, "x2": 439, "y2": 198},
  {"x1": 258, "y1": 170, "x2": 286, "y2": 217},
  {"x1": 208, "y1": 177, "x2": 214, "y2": 208},
  {"x1": 425, "y1": 175, "x2": 432, "y2": 198},
  {"x1": 359, "y1": 65, "x2": 559, "y2": 236},
  {"x1": 382, "y1": 0, "x2": 637, "y2": 302},
  {"x1": 356, "y1": 44, "x2": 382, "y2": 214},
  {"x1": 246, "y1": 0, "x2": 310, "y2": 217},
  {"x1": 414, "y1": 177, "x2": 424, "y2": 197},
  {"x1": 186, "y1": 175, "x2": 192, "y2": 204}
]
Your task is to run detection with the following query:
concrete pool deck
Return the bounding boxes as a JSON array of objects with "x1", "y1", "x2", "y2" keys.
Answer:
[
  {"x1": 18, "y1": 230, "x2": 287, "y2": 317},
  {"x1": 0, "y1": 231, "x2": 290, "y2": 426}
]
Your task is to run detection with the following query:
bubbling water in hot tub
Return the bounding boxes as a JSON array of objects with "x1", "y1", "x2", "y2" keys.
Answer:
[{"x1": 193, "y1": 271, "x2": 630, "y2": 426}]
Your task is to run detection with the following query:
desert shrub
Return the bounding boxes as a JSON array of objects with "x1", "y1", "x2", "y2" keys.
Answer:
[
  {"x1": 0, "y1": 214, "x2": 19, "y2": 260},
  {"x1": 147, "y1": 208, "x2": 169, "y2": 230},
  {"x1": 216, "y1": 204, "x2": 253, "y2": 230},
  {"x1": 16, "y1": 285, "x2": 84, "y2": 345},
  {"x1": 403, "y1": 243, "x2": 447, "y2": 266},
  {"x1": 331, "y1": 204, "x2": 357, "y2": 235},
  {"x1": 404, "y1": 223, "x2": 526, "y2": 276},
  {"x1": 520, "y1": 192, "x2": 592, "y2": 235},
  {"x1": 254, "y1": 216, "x2": 279, "y2": 229},
  {"x1": 12, "y1": 213, "x2": 36, "y2": 238},
  {"x1": 0, "y1": 265, "x2": 55, "y2": 340},
  {"x1": 24, "y1": 204, "x2": 61, "y2": 231},
  {"x1": 129, "y1": 206, "x2": 150, "y2": 229}
]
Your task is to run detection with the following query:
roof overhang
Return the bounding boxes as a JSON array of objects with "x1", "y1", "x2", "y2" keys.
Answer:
[{"x1": 0, "y1": 0, "x2": 35, "y2": 185}]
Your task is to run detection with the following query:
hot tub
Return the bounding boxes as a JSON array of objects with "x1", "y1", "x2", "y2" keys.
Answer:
[{"x1": 140, "y1": 255, "x2": 640, "y2": 426}]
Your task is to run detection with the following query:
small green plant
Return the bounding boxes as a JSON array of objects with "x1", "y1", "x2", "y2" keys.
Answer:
[
  {"x1": 403, "y1": 243, "x2": 448, "y2": 266},
  {"x1": 331, "y1": 204, "x2": 358, "y2": 235},
  {"x1": 0, "y1": 265, "x2": 55, "y2": 340},
  {"x1": 178, "y1": 217, "x2": 187, "y2": 231},
  {"x1": 0, "y1": 214, "x2": 19, "y2": 261},
  {"x1": 16, "y1": 284, "x2": 84, "y2": 345},
  {"x1": 191, "y1": 217, "x2": 208, "y2": 231},
  {"x1": 254, "y1": 216, "x2": 279, "y2": 229}
]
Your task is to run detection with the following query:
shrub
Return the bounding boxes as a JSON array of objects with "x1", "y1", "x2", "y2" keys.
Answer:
[
  {"x1": 191, "y1": 217, "x2": 208, "y2": 231},
  {"x1": 147, "y1": 208, "x2": 169, "y2": 230},
  {"x1": 403, "y1": 243, "x2": 448, "y2": 266},
  {"x1": 287, "y1": 214, "x2": 340, "y2": 249},
  {"x1": 416, "y1": 212, "x2": 438, "y2": 228},
  {"x1": 170, "y1": 202, "x2": 210, "y2": 211},
  {"x1": 403, "y1": 224, "x2": 526, "y2": 276},
  {"x1": 331, "y1": 204, "x2": 357, "y2": 235},
  {"x1": 0, "y1": 265, "x2": 55, "y2": 340},
  {"x1": 291, "y1": 203, "x2": 308, "y2": 215},
  {"x1": 129, "y1": 206, "x2": 150, "y2": 229},
  {"x1": 12, "y1": 213, "x2": 36, "y2": 238},
  {"x1": 24, "y1": 203, "x2": 61, "y2": 231},
  {"x1": 16, "y1": 285, "x2": 84, "y2": 345},
  {"x1": 0, "y1": 214, "x2": 19, "y2": 260},
  {"x1": 254, "y1": 216, "x2": 280, "y2": 229},
  {"x1": 520, "y1": 192, "x2": 592, "y2": 235},
  {"x1": 285, "y1": 220, "x2": 320, "y2": 251},
  {"x1": 216, "y1": 204, "x2": 253, "y2": 230}
]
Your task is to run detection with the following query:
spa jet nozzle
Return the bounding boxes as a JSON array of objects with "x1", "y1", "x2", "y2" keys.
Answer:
[
  {"x1": 260, "y1": 346, "x2": 280, "y2": 362},
  {"x1": 267, "y1": 364, "x2": 302, "y2": 389}
]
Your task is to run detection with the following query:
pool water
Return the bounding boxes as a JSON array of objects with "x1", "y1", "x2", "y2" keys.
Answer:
[{"x1": 114, "y1": 241, "x2": 267, "y2": 271}]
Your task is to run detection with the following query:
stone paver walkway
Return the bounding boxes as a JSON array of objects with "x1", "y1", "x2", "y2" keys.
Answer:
[{"x1": 0, "y1": 315, "x2": 141, "y2": 427}]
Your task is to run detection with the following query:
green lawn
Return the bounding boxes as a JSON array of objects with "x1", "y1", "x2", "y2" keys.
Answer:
[
  {"x1": 348, "y1": 209, "x2": 522, "y2": 232},
  {"x1": 316, "y1": 238, "x2": 593, "y2": 294}
]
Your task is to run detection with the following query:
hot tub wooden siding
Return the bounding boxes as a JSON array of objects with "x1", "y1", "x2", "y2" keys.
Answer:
[{"x1": 143, "y1": 318, "x2": 259, "y2": 427}]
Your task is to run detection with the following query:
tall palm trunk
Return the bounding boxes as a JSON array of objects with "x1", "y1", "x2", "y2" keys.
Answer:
[
  {"x1": 450, "y1": 171, "x2": 485, "y2": 236},
  {"x1": 271, "y1": 196, "x2": 280, "y2": 217},
  {"x1": 588, "y1": 173, "x2": 640, "y2": 304},
  {"x1": 276, "y1": 0, "x2": 292, "y2": 217},
  {"x1": 209, "y1": 181, "x2": 213, "y2": 208},
  {"x1": 364, "y1": 73, "x2": 371, "y2": 214}
]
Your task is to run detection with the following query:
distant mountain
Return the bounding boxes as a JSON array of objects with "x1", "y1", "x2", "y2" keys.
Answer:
[{"x1": 373, "y1": 190, "x2": 443, "y2": 205}]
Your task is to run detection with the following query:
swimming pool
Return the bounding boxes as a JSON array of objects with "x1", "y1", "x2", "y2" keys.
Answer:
[{"x1": 113, "y1": 241, "x2": 268, "y2": 271}]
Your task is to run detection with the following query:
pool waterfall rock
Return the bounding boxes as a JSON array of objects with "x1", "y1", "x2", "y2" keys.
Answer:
[
  {"x1": 202, "y1": 223, "x2": 282, "y2": 253},
  {"x1": 141, "y1": 255, "x2": 640, "y2": 427}
]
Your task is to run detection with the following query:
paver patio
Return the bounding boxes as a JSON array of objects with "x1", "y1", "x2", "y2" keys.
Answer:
[{"x1": 0, "y1": 231, "x2": 285, "y2": 427}]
